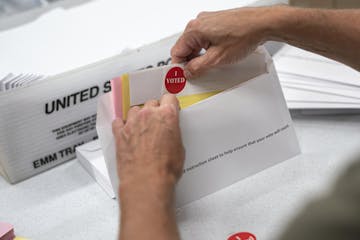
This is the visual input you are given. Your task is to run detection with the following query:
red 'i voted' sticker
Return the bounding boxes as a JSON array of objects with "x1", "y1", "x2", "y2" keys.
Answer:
[
  {"x1": 227, "y1": 232, "x2": 256, "y2": 240},
  {"x1": 164, "y1": 66, "x2": 186, "y2": 94}
]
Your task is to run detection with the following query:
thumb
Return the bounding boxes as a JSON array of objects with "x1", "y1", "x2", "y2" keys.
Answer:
[{"x1": 184, "y1": 47, "x2": 221, "y2": 78}]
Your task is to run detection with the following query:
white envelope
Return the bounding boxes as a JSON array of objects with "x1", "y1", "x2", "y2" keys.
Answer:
[
  {"x1": 76, "y1": 140, "x2": 115, "y2": 198},
  {"x1": 274, "y1": 45, "x2": 360, "y2": 87},
  {"x1": 96, "y1": 47, "x2": 300, "y2": 207}
]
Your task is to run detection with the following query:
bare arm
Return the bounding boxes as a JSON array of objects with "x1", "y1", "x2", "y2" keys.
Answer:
[
  {"x1": 271, "y1": 7, "x2": 360, "y2": 71},
  {"x1": 171, "y1": 6, "x2": 360, "y2": 78},
  {"x1": 112, "y1": 94, "x2": 184, "y2": 240}
]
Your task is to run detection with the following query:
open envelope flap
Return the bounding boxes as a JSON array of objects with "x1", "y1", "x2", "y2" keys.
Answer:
[{"x1": 127, "y1": 47, "x2": 271, "y2": 108}]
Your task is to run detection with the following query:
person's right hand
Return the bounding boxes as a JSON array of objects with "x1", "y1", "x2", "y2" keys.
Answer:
[{"x1": 171, "y1": 6, "x2": 282, "y2": 78}]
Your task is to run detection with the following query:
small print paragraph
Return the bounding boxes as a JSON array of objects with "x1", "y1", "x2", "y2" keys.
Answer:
[{"x1": 184, "y1": 124, "x2": 290, "y2": 173}]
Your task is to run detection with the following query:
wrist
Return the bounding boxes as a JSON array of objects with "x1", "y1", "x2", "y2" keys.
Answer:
[
  {"x1": 119, "y1": 176, "x2": 176, "y2": 210},
  {"x1": 263, "y1": 5, "x2": 301, "y2": 42}
]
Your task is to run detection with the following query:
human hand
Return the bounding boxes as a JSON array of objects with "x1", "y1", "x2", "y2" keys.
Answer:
[
  {"x1": 171, "y1": 6, "x2": 280, "y2": 78},
  {"x1": 112, "y1": 94, "x2": 185, "y2": 207}
]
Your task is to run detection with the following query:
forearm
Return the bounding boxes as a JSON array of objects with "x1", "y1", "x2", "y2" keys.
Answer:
[
  {"x1": 113, "y1": 95, "x2": 184, "y2": 240},
  {"x1": 266, "y1": 6, "x2": 360, "y2": 71},
  {"x1": 118, "y1": 181, "x2": 181, "y2": 240}
]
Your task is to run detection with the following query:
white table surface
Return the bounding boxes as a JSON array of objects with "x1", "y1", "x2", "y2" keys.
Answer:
[
  {"x1": 1, "y1": 114, "x2": 360, "y2": 240},
  {"x1": 3, "y1": 0, "x2": 360, "y2": 240}
]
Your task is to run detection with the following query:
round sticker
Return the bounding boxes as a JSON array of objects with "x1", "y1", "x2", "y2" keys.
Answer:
[
  {"x1": 164, "y1": 66, "x2": 186, "y2": 94},
  {"x1": 227, "y1": 232, "x2": 256, "y2": 240}
]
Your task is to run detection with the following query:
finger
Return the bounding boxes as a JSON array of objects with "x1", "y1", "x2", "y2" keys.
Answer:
[
  {"x1": 112, "y1": 118, "x2": 128, "y2": 148},
  {"x1": 160, "y1": 94, "x2": 180, "y2": 112},
  {"x1": 144, "y1": 99, "x2": 160, "y2": 108},
  {"x1": 184, "y1": 47, "x2": 221, "y2": 78},
  {"x1": 171, "y1": 31, "x2": 204, "y2": 64},
  {"x1": 126, "y1": 105, "x2": 140, "y2": 123},
  {"x1": 112, "y1": 118, "x2": 124, "y2": 136},
  {"x1": 196, "y1": 11, "x2": 211, "y2": 18},
  {"x1": 171, "y1": 34, "x2": 194, "y2": 64}
]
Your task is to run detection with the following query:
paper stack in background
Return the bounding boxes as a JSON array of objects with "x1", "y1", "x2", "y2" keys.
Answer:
[
  {"x1": 0, "y1": 74, "x2": 46, "y2": 92},
  {"x1": 0, "y1": 0, "x2": 88, "y2": 18},
  {"x1": 0, "y1": 34, "x2": 176, "y2": 184},
  {"x1": 273, "y1": 45, "x2": 360, "y2": 114}
]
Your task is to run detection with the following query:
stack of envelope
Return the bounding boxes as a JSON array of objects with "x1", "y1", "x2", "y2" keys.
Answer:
[
  {"x1": 273, "y1": 45, "x2": 360, "y2": 114},
  {"x1": 0, "y1": 73, "x2": 45, "y2": 92}
]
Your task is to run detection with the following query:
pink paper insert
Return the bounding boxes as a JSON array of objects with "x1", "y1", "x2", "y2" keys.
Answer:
[{"x1": 110, "y1": 77, "x2": 123, "y2": 119}]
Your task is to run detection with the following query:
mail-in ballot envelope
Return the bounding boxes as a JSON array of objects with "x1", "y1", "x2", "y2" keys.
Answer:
[{"x1": 96, "y1": 47, "x2": 300, "y2": 207}]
